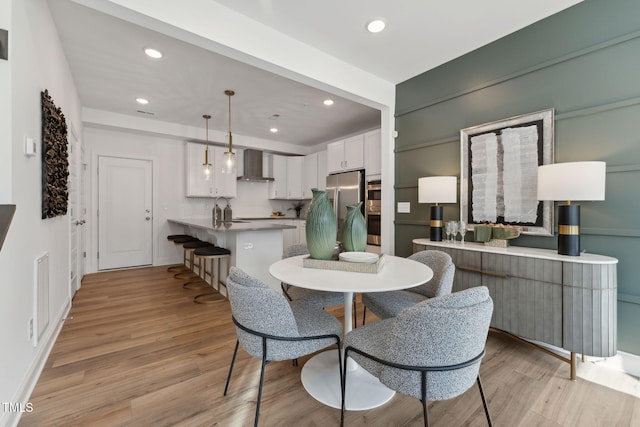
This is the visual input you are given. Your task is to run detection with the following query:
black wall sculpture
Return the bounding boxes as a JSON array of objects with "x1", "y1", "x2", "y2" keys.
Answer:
[{"x1": 41, "y1": 90, "x2": 69, "y2": 219}]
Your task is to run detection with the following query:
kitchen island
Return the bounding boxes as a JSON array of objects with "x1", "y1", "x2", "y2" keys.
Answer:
[{"x1": 168, "y1": 218, "x2": 296, "y2": 291}]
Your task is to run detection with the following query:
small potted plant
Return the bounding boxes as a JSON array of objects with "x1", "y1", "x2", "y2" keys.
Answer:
[{"x1": 288, "y1": 201, "x2": 306, "y2": 218}]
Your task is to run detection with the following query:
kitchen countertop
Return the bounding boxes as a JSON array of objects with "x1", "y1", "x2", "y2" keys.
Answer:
[
  {"x1": 236, "y1": 216, "x2": 306, "y2": 221},
  {"x1": 168, "y1": 218, "x2": 296, "y2": 232}
]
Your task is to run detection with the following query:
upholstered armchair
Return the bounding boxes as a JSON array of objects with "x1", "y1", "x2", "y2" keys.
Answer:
[
  {"x1": 224, "y1": 267, "x2": 343, "y2": 426},
  {"x1": 342, "y1": 286, "x2": 493, "y2": 426},
  {"x1": 361, "y1": 250, "x2": 454, "y2": 323}
]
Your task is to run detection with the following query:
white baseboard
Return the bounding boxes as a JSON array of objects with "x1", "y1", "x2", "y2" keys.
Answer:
[
  {"x1": 594, "y1": 350, "x2": 640, "y2": 378},
  {"x1": 1, "y1": 299, "x2": 71, "y2": 427}
]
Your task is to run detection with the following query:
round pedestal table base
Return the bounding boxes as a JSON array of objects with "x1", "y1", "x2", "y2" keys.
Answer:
[{"x1": 301, "y1": 349, "x2": 395, "y2": 410}]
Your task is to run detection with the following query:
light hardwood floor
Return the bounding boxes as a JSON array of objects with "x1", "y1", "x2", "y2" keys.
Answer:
[{"x1": 19, "y1": 266, "x2": 640, "y2": 426}]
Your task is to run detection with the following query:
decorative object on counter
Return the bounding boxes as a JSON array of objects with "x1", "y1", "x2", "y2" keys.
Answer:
[
  {"x1": 445, "y1": 220, "x2": 459, "y2": 243},
  {"x1": 342, "y1": 202, "x2": 366, "y2": 252},
  {"x1": 271, "y1": 211, "x2": 285, "y2": 217},
  {"x1": 418, "y1": 176, "x2": 457, "y2": 241},
  {"x1": 221, "y1": 89, "x2": 236, "y2": 175},
  {"x1": 201, "y1": 114, "x2": 212, "y2": 179},
  {"x1": 458, "y1": 220, "x2": 467, "y2": 244},
  {"x1": 474, "y1": 224, "x2": 521, "y2": 247},
  {"x1": 303, "y1": 253, "x2": 385, "y2": 273},
  {"x1": 537, "y1": 161, "x2": 606, "y2": 256},
  {"x1": 213, "y1": 203, "x2": 222, "y2": 225},
  {"x1": 288, "y1": 201, "x2": 306, "y2": 218},
  {"x1": 306, "y1": 188, "x2": 337, "y2": 260},
  {"x1": 41, "y1": 89, "x2": 69, "y2": 219}
]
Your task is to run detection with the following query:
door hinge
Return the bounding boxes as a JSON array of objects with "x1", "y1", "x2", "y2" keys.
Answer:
[
  {"x1": 83, "y1": 251, "x2": 86, "y2": 258},
  {"x1": 97, "y1": 252, "x2": 99, "y2": 259}
]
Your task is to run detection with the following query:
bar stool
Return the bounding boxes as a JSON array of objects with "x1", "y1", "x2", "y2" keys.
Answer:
[
  {"x1": 175, "y1": 240, "x2": 211, "y2": 281},
  {"x1": 193, "y1": 246, "x2": 231, "y2": 304},
  {"x1": 182, "y1": 242, "x2": 216, "y2": 290},
  {"x1": 166, "y1": 235, "x2": 195, "y2": 273}
]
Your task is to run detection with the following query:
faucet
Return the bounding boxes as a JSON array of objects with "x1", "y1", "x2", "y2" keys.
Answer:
[{"x1": 213, "y1": 197, "x2": 232, "y2": 224}]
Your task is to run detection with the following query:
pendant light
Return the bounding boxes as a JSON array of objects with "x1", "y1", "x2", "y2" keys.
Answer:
[
  {"x1": 221, "y1": 89, "x2": 236, "y2": 175},
  {"x1": 202, "y1": 114, "x2": 212, "y2": 180}
]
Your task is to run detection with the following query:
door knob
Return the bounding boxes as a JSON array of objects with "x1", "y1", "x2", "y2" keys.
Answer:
[{"x1": 145, "y1": 216, "x2": 151, "y2": 221}]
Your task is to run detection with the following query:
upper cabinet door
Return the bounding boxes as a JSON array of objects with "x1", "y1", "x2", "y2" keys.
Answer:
[
  {"x1": 364, "y1": 130, "x2": 381, "y2": 177},
  {"x1": 317, "y1": 150, "x2": 327, "y2": 191},
  {"x1": 185, "y1": 143, "x2": 237, "y2": 198},
  {"x1": 186, "y1": 143, "x2": 214, "y2": 197},
  {"x1": 326, "y1": 140, "x2": 344, "y2": 174},
  {"x1": 327, "y1": 135, "x2": 365, "y2": 174},
  {"x1": 302, "y1": 153, "x2": 318, "y2": 199},
  {"x1": 286, "y1": 156, "x2": 304, "y2": 199},
  {"x1": 343, "y1": 135, "x2": 364, "y2": 171},
  {"x1": 269, "y1": 154, "x2": 287, "y2": 199}
]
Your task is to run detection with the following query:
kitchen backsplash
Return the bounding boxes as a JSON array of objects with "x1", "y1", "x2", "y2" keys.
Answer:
[{"x1": 180, "y1": 180, "x2": 308, "y2": 219}]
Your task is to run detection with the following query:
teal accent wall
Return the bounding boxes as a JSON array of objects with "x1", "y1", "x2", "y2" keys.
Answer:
[{"x1": 395, "y1": 0, "x2": 640, "y2": 355}]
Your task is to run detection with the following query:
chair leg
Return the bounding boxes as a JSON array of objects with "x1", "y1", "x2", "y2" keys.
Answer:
[
  {"x1": 352, "y1": 300, "x2": 357, "y2": 329},
  {"x1": 341, "y1": 348, "x2": 349, "y2": 427},
  {"x1": 362, "y1": 306, "x2": 367, "y2": 325},
  {"x1": 224, "y1": 340, "x2": 239, "y2": 396},
  {"x1": 421, "y1": 371, "x2": 429, "y2": 427},
  {"x1": 477, "y1": 376, "x2": 492, "y2": 427},
  {"x1": 254, "y1": 339, "x2": 269, "y2": 427}
]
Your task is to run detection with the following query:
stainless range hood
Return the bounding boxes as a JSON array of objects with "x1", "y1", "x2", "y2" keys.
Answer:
[{"x1": 237, "y1": 149, "x2": 274, "y2": 182}]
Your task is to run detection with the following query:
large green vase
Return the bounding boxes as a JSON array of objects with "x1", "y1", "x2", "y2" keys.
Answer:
[
  {"x1": 305, "y1": 189, "x2": 337, "y2": 259},
  {"x1": 342, "y1": 202, "x2": 367, "y2": 252}
]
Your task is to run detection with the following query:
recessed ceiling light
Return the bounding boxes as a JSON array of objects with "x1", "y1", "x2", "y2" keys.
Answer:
[
  {"x1": 136, "y1": 97, "x2": 149, "y2": 105},
  {"x1": 323, "y1": 99, "x2": 334, "y2": 106},
  {"x1": 366, "y1": 19, "x2": 386, "y2": 33},
  {"x1": 144, "y1": 48, "x2": 163, "y2": 59},
  {"x1": 270, "y1": 127, "x2": 278, "y2": 133}
]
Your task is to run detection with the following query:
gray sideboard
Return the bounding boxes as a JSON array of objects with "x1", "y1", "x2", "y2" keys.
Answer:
[{"x1": 412, "y1": 239, "x2": 617, "y2": 380}]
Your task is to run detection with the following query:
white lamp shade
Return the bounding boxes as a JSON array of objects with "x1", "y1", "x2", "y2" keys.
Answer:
[
  {"x1": 418, "y1": 176, "x2": 457, "y2": 203},
  {"x1": 537, "y1": 161, "x2": 606, "y2": 201}
]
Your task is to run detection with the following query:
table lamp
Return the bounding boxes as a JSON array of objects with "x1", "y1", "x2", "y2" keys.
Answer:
[
  {"x1": 418, "y1": 176, "x2": 457, "y2": 241},
  {"x1": 537, "y1": 161, "x2": 606, "y2": 256}
]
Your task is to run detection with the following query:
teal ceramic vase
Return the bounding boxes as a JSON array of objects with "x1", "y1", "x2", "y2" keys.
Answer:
[
  {"x1": 305, "y1": 189, "x2": 337, "y2": 260},
  {"x1": 342, "y1": 202, "x2": 367, "y2": 252}
]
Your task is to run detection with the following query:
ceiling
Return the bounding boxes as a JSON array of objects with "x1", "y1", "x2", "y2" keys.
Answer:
[{"x1": 48, "y1": 0, "x2": 581, "y2": 148}]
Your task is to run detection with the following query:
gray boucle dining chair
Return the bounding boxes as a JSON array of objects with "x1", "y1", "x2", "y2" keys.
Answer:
[
  {"x1": 361, "y1": 250, "x2": 454, "y2": 324},
  {"x1": 281, "y1": 244, "x2": 357, "y2": 326},
  {"x1": 342, "y1": 286, "x2": 494, "y2": 426},
  {"x1": 224, "y1": 267, "x2": 343, "y2": 427}
]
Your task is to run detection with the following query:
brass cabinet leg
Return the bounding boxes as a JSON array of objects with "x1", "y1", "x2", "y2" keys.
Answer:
[{"x1": 570, "y1": 352, "x2": 577, "y2": 381}]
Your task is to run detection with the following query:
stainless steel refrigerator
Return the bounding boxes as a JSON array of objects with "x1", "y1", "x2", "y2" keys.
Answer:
[{"x1": 326, "y1": 170, "x2": 365, "y2": 243}]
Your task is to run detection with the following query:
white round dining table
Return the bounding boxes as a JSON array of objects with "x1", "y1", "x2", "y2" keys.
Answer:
[{"x1": 269, "y1": 254, "x2": 433, "y2": 410}]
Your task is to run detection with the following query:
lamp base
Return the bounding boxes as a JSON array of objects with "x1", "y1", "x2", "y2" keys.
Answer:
[
  {"x1": 558, "y1": 204, "x2": 580, "y2": 256},
  {"x1": 430, "y1": 205, "x2": 443, "y2": 241}
]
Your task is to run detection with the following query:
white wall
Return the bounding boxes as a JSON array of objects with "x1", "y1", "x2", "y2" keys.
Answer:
[
  {"x1": 0, "y1": 0, "x2": 11, "y2": 202},
  {"x1": 0, "y1": 1, "x2": 82, "y2": 425}
]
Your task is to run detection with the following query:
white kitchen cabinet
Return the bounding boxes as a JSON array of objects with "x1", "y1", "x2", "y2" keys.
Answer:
[
  {"x1": 327, "y1": 134, "x2": 364, "y2": 173},
  {"x1": 186, "y1": 143, "x2": 237, "y2": 197},
  {"x1": 269, "y1": 154, "x2": 287, "y2": 199},
  {"x1": 302, "y1": 153, "x2": 318, "y2": 198},
  {"x1": 269, "y1": 154, "x2": 304, "y2": 199},
  {"x1": 287, "y1": 156, "x2": 303, "y2": 199},
  {"x1": 317, "y1": 150, "x2": 327, "y2": 190},
  {"x1": 364, "y1": 129, "x2": 381, "y2": 177}
]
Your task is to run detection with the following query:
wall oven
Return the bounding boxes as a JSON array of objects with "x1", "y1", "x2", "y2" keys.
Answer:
[{"x1": 366, "y1": 180, "x2": 381, "y2": 246}]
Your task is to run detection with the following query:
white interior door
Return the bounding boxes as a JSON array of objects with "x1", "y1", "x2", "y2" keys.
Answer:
[{"x1": 98, "y1": 156, "x2": 153, "y2": 270}]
